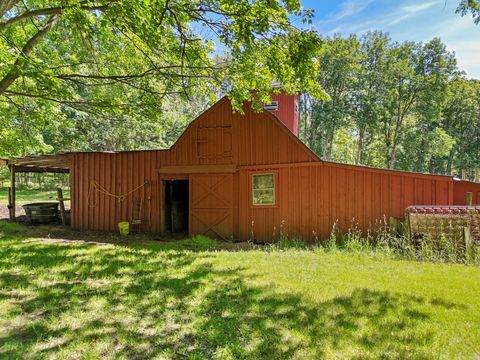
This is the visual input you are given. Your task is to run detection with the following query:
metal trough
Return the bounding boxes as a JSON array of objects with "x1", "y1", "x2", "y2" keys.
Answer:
[{"x1": 22, "y1": 202, "x2": 60, "y2": 224}]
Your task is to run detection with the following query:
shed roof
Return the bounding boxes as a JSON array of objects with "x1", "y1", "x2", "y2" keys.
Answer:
[{"x1": 0, "y1": 154, "x2": 71, "y2": 173}]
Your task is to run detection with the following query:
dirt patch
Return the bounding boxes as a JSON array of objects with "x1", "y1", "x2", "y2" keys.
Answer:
[
  {"x1": 10, "y1": 223, "x2": 254, "y2": 250},
  {"x1": 0, "y1": 202, "x2": 24, "y2": 220}
]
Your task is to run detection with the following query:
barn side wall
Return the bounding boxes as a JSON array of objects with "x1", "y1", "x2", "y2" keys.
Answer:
[
  {"x1": 453, "y1": 180, "x2": 480, "y2": 205},
  {"x1": 237, "y1": 163, "x2": 454, "y2": 242},
  {"x1": 71, "y1": 152, "x2": 455, "y2": 240},
  {"x1": 71, "y1": 151, "x2": 163, "y2": 232}
]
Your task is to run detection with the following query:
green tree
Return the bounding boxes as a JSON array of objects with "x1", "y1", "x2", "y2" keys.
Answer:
[
  {"x1": 441, "y1": 77, "x2": 480, "y2": 178},
  {"x1": 380, "y1": 38, "x2": 456, "y2": 169},
  {"x1": 303, "y1": 35, "x2": 359, "y2": 160},
  {"x1": 0, "y1": 1, "x2": 324, "y2": 109},
  {"x1": 406, "y1": 38, "x2": 458, "y2": 173},
  {"x1": 352, "y1": 31, "x2": 390, "y2": 165},
  {"x1": 302, "y1": 34, "x2": 467, "y2": 177}
]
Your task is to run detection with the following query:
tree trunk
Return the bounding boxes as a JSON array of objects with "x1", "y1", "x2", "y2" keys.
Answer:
[
  {"x1": 388, "y1": 144, "x2": 398, "y2": 169},
  {"x1": 446, "y1": 149, "x2": 455, "y2": 175},
  {"x1": 325, "y1": 128, "x2": 335, "y2": 161},
  {"x1": 356, "y1": 126, "x2": 365, "y2": 164}
]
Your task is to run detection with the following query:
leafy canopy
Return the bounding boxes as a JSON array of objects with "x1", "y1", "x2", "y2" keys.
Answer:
[
  {"x1": 0, "y1": 0, "x2": 325, "y2": 157},
  {"x1": 457, "y1": 0, "x2": 480, "y2": 24},
  {"x1": 0, "y1": 0, "x2": 325, "y2": 112}
]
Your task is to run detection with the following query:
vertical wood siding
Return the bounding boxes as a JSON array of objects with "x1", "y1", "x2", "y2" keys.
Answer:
[
  {"x1": 237, "y1": 163, "x2": 453, "y2": 242},
  {"x1": 71, "y1": 151, "x2": 162, "y2": 233},
  {"x1": 268, "y1": 92, "x2": 299, "y2": 135},
  {"x1": 71, "y1": 97, "x2": 316, "y2": 234},
  {"x1": 453, "y1": 180, "x2": 480, "y2": 205}
]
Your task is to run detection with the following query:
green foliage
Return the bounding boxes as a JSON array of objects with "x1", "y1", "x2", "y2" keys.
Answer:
[
  {"x1": 159, "y1": 235, "x2": 217, "y2": 251},
  {"x1": 0, "y1": 188, "x2": 70, "y2": 203},
  {"x1": 0, "y1": 221, "x2": 25, "y2": 235},
  {"x1": 301, "y1": 33, "x2": 479, "y2": 177},
  {"x1": 323, "y1": 227, "x2": 480, "y2": 266},
  {"x1": 267, "y1": 236, "x2": 307, "y2": 251},
  {"x1": 303, "y1": 35, "x2": 360, "y2": 159},
  {"x1": 457, "y1": 0, "x2": 480, "y2": 23},
  {"x1": 442, "y1": 77, "x2": 480, "y2": 176}
]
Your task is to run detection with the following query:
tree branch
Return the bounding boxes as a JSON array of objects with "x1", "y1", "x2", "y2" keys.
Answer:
[
  {"x1": 2, "y1": 88, "x2": 191, "y2": 107},
  {"x1": 0, "y1": 0, "x2": 20, "y2": 17},
  {"x1": 0, "y1": 1, "x2": 115, "y2": 31},
  {"x1": 0, "y1": 14, "x2": 59, "y2": 94}
]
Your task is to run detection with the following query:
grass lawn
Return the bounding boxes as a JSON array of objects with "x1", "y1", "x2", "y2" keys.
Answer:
[
  {"x1": 0, "y1": 188, "x2": 70, "y2": 203},
  {"x1": 0, "y1": 223, "x2": 479, "y2": 359}
]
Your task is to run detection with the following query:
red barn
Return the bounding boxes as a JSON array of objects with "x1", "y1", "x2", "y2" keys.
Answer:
[{"x1": 4, "y1": 93, "x2": 480, "y2": 242}]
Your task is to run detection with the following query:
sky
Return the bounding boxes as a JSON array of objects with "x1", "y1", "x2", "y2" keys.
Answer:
[{"x1": 300, "y1": 0, "x2": 480, "y2": 78}]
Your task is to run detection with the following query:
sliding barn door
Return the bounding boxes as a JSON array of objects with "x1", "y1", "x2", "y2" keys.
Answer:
[{"x1": 190, "y1": 174, "x2": 233, "y2": 240}]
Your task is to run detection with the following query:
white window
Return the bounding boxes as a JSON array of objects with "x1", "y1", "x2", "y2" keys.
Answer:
[{"x1": 252, "y1": 173, "x2": 275, "y2": 205}]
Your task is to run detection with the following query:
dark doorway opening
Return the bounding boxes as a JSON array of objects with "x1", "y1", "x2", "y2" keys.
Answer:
[{"x1": 164, "y1": 180, "x2": 189, "y2": 233}]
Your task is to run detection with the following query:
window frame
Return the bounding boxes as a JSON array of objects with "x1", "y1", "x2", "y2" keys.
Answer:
[
  {"x1": 263, "y1": 101, "x2": 279, "y2": 111},
  {"x1": 250, "y1": 171, "x2": 278, "y2": 207}
]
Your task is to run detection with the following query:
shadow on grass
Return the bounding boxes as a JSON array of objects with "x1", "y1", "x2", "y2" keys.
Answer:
[{"x1": 0, "y1": 225, "x2": 460, "y2": 358}]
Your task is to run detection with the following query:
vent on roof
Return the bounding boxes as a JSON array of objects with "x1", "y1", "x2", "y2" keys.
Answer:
[{"x1": 263, "y1": 101, "x2": 278, "y2": 111}]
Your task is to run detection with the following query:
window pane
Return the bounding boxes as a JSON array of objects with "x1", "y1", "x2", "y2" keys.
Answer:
[
  {"x1": 253, "y1": 174, "x2": 274, "y2": 190},
  {"x1": 253, "y1": 189, "x2": 274, "y2": 205}
]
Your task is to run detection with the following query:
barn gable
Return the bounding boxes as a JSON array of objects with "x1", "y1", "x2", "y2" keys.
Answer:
[{"x1": 159, "y1": 96, "x2": 318, "y2": 167}]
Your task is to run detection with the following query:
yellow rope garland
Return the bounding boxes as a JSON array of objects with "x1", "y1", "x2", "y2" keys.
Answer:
[{"x1": 88, "y1": 180, "x2": 148, "y2": 207}]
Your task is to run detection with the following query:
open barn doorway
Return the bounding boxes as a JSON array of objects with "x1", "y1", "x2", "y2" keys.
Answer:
[{"x1": 164, "y1": 179, "x2": 189, "y2": 234}]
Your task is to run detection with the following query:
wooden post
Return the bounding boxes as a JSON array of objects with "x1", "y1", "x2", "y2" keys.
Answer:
[
  {"x1": 57, "y1": 188, "x2": 66, "y2": 225},
  {"x1": 463, "y1": 226, "x2": 472, "y2": 259},
  {"x1": 8, "y1": 165, "x2": 15, "y2": 221},
  {"x1": 8, "y1": 186, "x2": 12, "y2": 220},
  {"x1": 466, "y1": 192, "x2": 473, "y2": 206},
  {"x1": 406, "y1": 212, "x2": 412, "y2": 242}
]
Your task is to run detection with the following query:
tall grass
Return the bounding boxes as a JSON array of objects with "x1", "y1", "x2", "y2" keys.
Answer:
[{"x1": 265, "y1": 220, "x2": 480, "y2": 265}]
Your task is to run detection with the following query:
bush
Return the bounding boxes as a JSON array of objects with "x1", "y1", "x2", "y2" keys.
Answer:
[
  {"x1": 267, "y1": 237, "x2": 307, "y2": 251},
  {"x1": 160, "y1": 235, "x2": 217, "y2": 251}
]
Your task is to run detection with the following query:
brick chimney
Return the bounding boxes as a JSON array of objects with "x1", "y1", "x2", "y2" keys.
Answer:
[{"x1": 263, "y1": 91, "x2": 299, "y2": 136}]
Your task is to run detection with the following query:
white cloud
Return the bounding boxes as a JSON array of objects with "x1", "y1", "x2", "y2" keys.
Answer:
[
  {"x1": 387, "y1": 1, "x2": 441, "y2": 26},
  {"x1": 327, "y1": 19, "x2": 377, "y2": 35},
  {"x1": 316, "y1": 0, "x2": 480, "y2": 78},
  {"x1": 322, "y1": 0, "x2": 440, "y2": 33},
  {"x1": 334, "y1": 0, "x2": 374, "y2": 20},
  {"x1": 387, "y1": 14, "x2": 412, "y2": 26},
  {"x1": 319, "y1": 0, "x2": 374, "y2": 24},
  {"x1": 401, "y1": 1, "x2": 439, "y2": 14},
  {"x1": 436, "y1": 16, "x2": 474, "y2": 37},
  {"x1": 445, "y1": 40, "x2": 480, "y2": 78}
]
